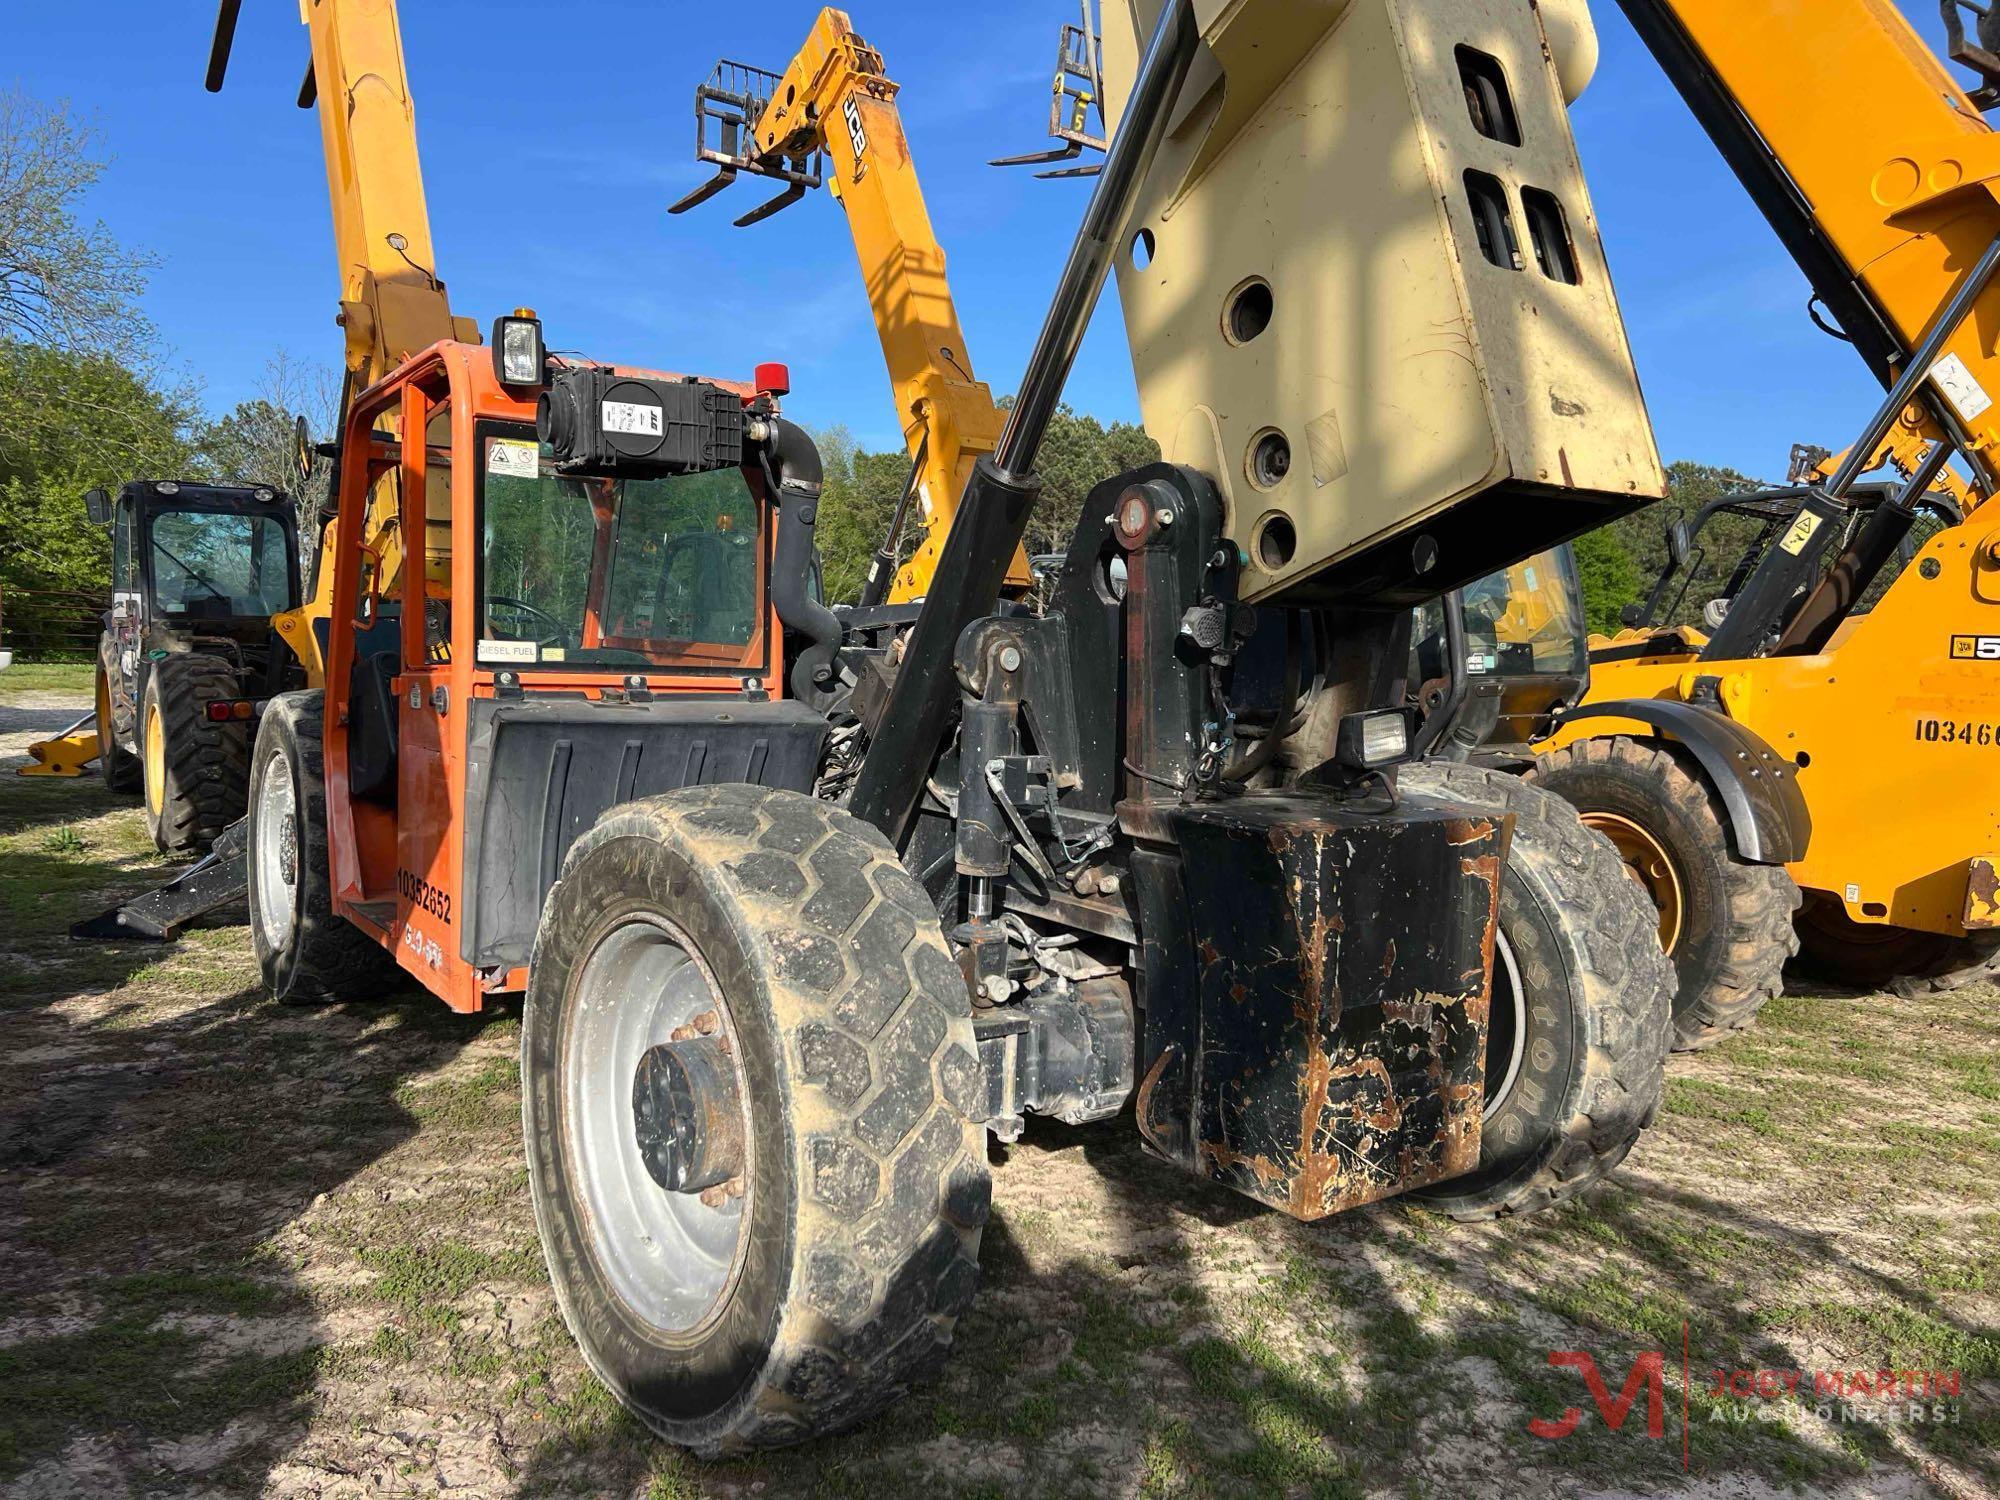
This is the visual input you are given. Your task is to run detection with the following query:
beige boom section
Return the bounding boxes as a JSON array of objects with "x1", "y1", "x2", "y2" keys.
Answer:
[{"x1": 1097, "y1": 0, "x2": 1664, "y2": 606}]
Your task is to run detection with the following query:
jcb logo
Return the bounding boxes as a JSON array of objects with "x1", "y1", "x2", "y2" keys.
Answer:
[
  {"x1": 843, "y1": 97, "x2": 868, "y2": 179},
  {"x1": 1950, "y1": 634, "x2": 2000, "y2": 661}
]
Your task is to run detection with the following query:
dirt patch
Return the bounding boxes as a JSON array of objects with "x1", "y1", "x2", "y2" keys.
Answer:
[{"x1": 1, "y1": 688, "x2": 1994, "y2": 1498}]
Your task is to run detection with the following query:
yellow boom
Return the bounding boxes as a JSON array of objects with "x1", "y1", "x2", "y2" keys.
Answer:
[
  {"x1": 673, "y1": 10, "x2": 1029, "y2": 601},
  {"x1": 208, "y1": 0, "x2": 479, "y2": 681}
]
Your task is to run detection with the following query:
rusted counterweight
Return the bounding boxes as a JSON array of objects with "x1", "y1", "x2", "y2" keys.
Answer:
[{"x1": 1148, "y1": 793, "x2": 1508, "y2": 1218}]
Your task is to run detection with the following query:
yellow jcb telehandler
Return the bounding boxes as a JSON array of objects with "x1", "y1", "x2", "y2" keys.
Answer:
[{"x1": 1516, "y1": 1, "x2": 2000, "y2": 1036}]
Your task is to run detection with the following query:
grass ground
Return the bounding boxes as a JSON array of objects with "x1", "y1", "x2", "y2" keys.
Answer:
[
  {"x1": 0, "y1": 662, "x2": 96, "y2": 701},
  {"x1": 0, "y1": 674, "x2": 1994, "y2": 1499}
]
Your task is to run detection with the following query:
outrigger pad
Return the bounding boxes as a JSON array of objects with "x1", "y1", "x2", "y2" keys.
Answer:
[
  {"x1": 71, "y1": 820, "x2": 248, "y2": 943},
  {"x1": 1146, "y1": 789, "x2": 1509, "y2": 1219}
]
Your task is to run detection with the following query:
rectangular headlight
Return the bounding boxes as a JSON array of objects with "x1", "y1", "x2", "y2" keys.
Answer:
[
  {"x1": 493, "y1": 312, "x2": 546, "y2": 388},
  {"x1": 1336, "y1": 707, "x2": 1414, "y2": 770}
]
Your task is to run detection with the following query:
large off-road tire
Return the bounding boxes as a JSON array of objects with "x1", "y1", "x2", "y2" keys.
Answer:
[
  {"x1": 95, "y1": 663, "x2": 140, "y2": 793},
  {"x1": 1404, "y1": 763, "x2": 1672, "y2": 1221},
  {"x1": 247, "y1": 690, "x2": 399, "y2": 1004},
  {"x1": 1792, "y1": 893, "x2": 2000, "y2": 997},
  {"x1": 523, "y1": 786, "x2": 990, "y2": 1456},
  {"x1": 1527, "y1": 736, "x2": 1799, "y2": 1051},
  {"x1": 140, "y1": 652, "x2": 250, "y2": 857}
]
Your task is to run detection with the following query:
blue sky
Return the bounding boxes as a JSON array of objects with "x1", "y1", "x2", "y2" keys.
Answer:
[{"x1": 7, "y1": 2, "x2": 1965, "y2": 477}]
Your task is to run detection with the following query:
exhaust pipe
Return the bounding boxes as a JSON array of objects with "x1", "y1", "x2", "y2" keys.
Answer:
[{"x1": 757, "y1": 418, "x2": 842, "y2": 703}]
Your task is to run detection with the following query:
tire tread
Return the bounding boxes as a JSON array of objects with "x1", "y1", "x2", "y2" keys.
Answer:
[
  {"x1": 1529, "y1": 736, "x2": 1799, "y2": 1051},
  {"x1": 145, "y1": 653, "x2": 251, "y2": 856},
  {"x1": 1404, "y1": 763, "x2": 1673, "y2": 1221},
  {"x1": 531, "y1": 785, "x2": 988, "y2": 1456},
  {"x1": 251, "y1": 690, "x2": 400, "y2": 1003}
]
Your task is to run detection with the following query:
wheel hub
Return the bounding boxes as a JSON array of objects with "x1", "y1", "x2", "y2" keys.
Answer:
[
  {"x1": 631, "y1": 1034, "x2": 744, "y2": 1195},
  {"x1": 1581, "y1": 811, "x2": 1685, "y2": 954},
  {"x1": 252, "y1": 746, "x2": 299, "y2": 953},
  {"x1": 563, "y1": 916, "x2": 752, "y2": 1335}
]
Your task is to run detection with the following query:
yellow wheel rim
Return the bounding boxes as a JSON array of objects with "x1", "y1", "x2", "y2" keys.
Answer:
[
  {"x1": 143, "y1": 699, "x2": 165, "y2": 817},
  {"x1": 1582, "y1": 810, "x2": 1685, "y2": 954},
  {"x1": 96, "y1": 672, "x2": 113, "y2": 745}
]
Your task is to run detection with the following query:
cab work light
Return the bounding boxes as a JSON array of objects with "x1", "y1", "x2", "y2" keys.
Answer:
[
  {"x1": 493, "y1": 309, "x2": 547, "y2": 389},
  {"x1": 537, "y1": 367, "x2": 745, "y2": 478}
]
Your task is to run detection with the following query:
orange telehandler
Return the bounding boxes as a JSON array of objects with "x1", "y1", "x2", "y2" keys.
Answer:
[{"x1": 104, "y1": 0, "x2": 1691, "y2": 1455}]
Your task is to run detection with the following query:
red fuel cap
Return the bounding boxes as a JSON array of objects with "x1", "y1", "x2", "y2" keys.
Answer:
[{"x1": 755, "y1": 362, "x2": 791, "y2": 398}]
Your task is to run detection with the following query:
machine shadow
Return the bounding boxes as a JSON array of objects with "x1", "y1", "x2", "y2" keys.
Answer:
[
  {"x1": 0, "y1": 964, "x2": 498, "y2": 1490},
  {"x1": 0, "y1": 754, "x2": 137, "y2": 843},
  {"x1": 510, "y1": 1082, "x2": 1992, "y2": 1495}
]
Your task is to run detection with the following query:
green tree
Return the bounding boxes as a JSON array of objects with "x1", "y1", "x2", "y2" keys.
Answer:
[
  {"x1": 0, "y1": 340, "x2": 205, "y2": 656},
  {"x1": 1570, "y1": 527, "x2": 1644, "y2": 635},
  {"x1": 1607, "y1": 460, "x2": 1769, "y2": 628},
  {"x1": 1021, "y1": 403, "x2": 1160, "y2": 557},
  {"x1": 0, "y1": 86, "x2": 197, "y2": 658},
  {"x1": 807, "y1": 407, "x2": 1162, "y2": 603},
  {"x1": 808, "y1": 425, "x2": 918, "y2": 604}
]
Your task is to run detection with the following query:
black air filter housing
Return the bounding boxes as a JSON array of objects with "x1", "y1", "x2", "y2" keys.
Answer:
[{"x1": 538, "y1": 368, "x2": 745, "y2": 477}]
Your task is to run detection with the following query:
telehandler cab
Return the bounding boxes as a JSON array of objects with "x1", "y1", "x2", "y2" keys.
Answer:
[{"x1": 23, "y1": 482, "x2": 302, "y2": 864}]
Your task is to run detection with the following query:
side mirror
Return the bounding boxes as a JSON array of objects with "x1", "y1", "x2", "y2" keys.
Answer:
[
  {"x1": 1665, "y1": 518, "x2": 1692, "y2": 568},
  {"x1": 294, "y1": 414, "x2": 315, "y2": 486},
  {"x1": 84, "y1": 487, "x2": 112, "y2": 525}
]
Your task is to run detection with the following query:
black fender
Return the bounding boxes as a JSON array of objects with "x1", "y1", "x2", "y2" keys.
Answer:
[{"x1": 1555, "y1": 699, "x2": 1810, "y2": 865}]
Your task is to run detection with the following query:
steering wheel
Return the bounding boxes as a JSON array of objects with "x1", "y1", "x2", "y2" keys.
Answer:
[{"x1": 487, "y1": 595, "x2": 571, "y2": 649}]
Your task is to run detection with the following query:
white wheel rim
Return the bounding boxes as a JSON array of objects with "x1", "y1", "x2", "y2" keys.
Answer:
[
  {"x1": 562, "y1": 915, "x2": 750, "y2": 1336},
  {"x1": 253, "y1": 747, "x2": 299, "y2": 951},
  {"x1": 1486, "y1": 928, "x2": 1528, "y2": 1115}
]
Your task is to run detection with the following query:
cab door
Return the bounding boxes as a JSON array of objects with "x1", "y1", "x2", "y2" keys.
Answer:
[{"x1": 392, "y1": 386, "x2": 477, "y2": 1008}]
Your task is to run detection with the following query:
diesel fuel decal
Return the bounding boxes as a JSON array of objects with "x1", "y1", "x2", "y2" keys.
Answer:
[{"x1": 1950, "y1": 634, "x2": 2000, "y2": 661}]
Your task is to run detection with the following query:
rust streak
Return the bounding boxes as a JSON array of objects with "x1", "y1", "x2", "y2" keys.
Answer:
[{"x1": 1198, "y1": 1137, "x2": 1289, "y2": 1191}]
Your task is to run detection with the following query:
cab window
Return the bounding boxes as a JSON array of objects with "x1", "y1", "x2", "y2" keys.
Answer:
[
  {"x1": 147, "y1": 510, "x2": 295, "y2": 619},
  {"x1": 477, "y1": 424, "x2": 763, "y2": 671}
]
